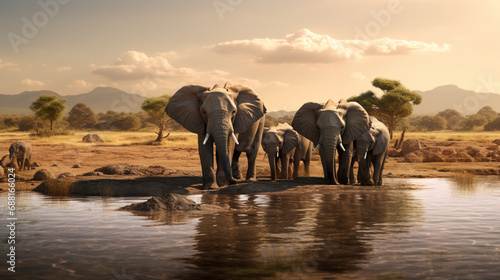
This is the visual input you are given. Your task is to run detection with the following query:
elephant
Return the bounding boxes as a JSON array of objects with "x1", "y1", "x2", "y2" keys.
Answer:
[
  {"x1": 292, "y1": 99, "x2": 370, "y2": 184},
  {"x1": 261, "y1": 123, "x2": 312, "y2": 180},
  {"x1": 350, "y1": 117, "x2": 390, "y2": 185},
  {"x1": 166, "y1": 82, "x2": 266, "y2": 190},
  {"x1": 9, "y1": 140, "x2": 32, "y2": 171}
]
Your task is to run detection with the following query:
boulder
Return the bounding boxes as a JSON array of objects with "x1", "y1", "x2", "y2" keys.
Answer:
[
  {"x1": 83, "y1": 171, "x2": 104, "y2": 176},
  {"x1": 94, "y1": 163, "x2": 168, "y2": 176},
  {"x1": 451, "y1": 152, "x2": 474, "y2": 162},
  {"x1": 82, "y1": 133, "x2": 104, "y2": 143},
  {"x1": 493, "y1": 139, "x2": 500, "y2": 146},
  {"x1": 423, "y1": 153, "x2": 445, "y2": 162},
  {"x1": 72, "y1": 164, "x2": 82, "y2": 168},
  {"x1": 487, "y1": 144, "x2": 498, "y2": 151},
  {"x1": 465, "y1": 146, "x2": 482, "y2": 157},
  {"x1": 404, "y1": 151, "x2": 423, "y2": 163},
  {"x1": 442, "y1": 148, "x2": 455, "y2": 156},
  {"x1": 0, "y1": 155, "x2": 10, "y2": 167},
  {"x1": 33, "y1": 169, "x2": 55, "y2": 181},
  {"x1": 31, "y1": 162, "x2": 41, "y2": 168},
  {"x1": 387, "y1": 149, "x2": 401, "y2": 157},
  {"x1": 57, "y1": 172, "x2": 76, "y2": 179},
  {"x1": 121, "y1": 193, "x2": 228, "y2": 212},
  {"x1": 401, "y1": 139, "x2": 421, "y2": 155}
]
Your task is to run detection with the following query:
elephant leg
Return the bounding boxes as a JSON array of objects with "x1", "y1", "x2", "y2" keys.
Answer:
[
  {"x1": 349, "y1": 155, "x2": 357, "y2": 184},
  {"x1": 198, "y1": 134, "x2": 217, "y2": 190},
  {"x1": 293, "y1": 156, "x2": 300, "y2": 179},
  {"x1": 372, "y1": 150, "x2": 387, "y2": 186},
  {"x1": 244, "y1": 148, "x2": 258, "y2": 182},
  {"x1": 280, "y1": 153, "x2": 289, "y2": 179},
  {"x1": 232, "y1": 150, "x2": 242, "y2": 180}
]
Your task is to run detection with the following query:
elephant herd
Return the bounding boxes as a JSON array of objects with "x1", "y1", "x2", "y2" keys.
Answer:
[{"x1": 166, "y1": 82, "x2": 390, "y2": 190}]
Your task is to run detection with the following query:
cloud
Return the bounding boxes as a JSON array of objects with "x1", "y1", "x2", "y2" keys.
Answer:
[
  {"x1": 351, "y1": 72, "x2": 366, "y2": 80},
  {"x1": 0, "y1": 59, "x2": 20, "y2": 71},
  {"x1": 57, "y1": 66, "x2": 72, "y2": 72},
  {"x1": 22, "y1": 79, "x2": 45, "y2": 87},
  {"x1": 69, "y1": 79, "x2": 93, "y2": 88},
  {"x1": 209, "y1": 29, "x2": 450, "y2": 63}
]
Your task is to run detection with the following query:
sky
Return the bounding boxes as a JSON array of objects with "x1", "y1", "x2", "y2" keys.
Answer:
[{"x1": 1, "y1": 0, "x2": 499, "y2": 111}]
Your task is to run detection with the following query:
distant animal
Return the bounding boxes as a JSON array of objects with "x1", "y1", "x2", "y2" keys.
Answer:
[
  {"x1": 261, "y1": 123, "x2": 312, "y2": 180},
  {"x1": 9, "y1": 140, "x2": 32, "y2": 171}
]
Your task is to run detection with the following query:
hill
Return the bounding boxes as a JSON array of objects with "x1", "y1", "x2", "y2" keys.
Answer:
[
  {"x1": 413, "y1": 85, "x2": 500, "y2": 116},
  {"x1": 0, "y1": 87, "x2": 146, "y2": 114}
]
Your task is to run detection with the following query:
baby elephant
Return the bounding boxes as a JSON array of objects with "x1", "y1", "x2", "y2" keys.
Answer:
[
  {"x1": 9, "y1": 140, "x2": 32, "y2": 171},
  {"x1": 261, "y1": 123, "x2": 312, "y2": 180},
  {"x1": 350, "y1": 117, "x2": 389, "y2": 185}
]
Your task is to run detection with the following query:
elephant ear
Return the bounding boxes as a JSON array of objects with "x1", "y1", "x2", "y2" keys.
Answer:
[
  {"x1": 165, "y1": 85, "x2": 209, "y2": 134},
  {"x1": 282, "y1": 128, "x2": 299, "y2": 155},
  {"x1": 373, "y1": 121, "x2": 390, "y2": 155},
  {"x1": 228, "y1": 84, "x2": 267, "y2": 134},
  {"x1": 292, "y1": 102, "x2": 323, "y2": 145},
  {"x1": 338, "y1": 101, "x2": 370, "y2": 144}
]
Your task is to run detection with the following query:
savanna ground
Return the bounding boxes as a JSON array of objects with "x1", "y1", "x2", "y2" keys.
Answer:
[{"x1": 1, "y1": 130, "x2": 500, "y2": 195}]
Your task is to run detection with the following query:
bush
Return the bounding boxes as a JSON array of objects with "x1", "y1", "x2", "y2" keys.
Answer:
[
  {"x1": 484, "y1": 117, "x2": 500, "y2": 131},
  {"x1": 17, "y1": 115, "x2": 43, "y2": 131},
  {"x1": 29, "y1": 128, "x2": 74, "y2": 138}
]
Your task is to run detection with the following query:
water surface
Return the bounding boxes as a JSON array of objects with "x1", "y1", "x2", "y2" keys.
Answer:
[{"x1": 1, "y1": 178, "x2": 499, "y2": 279}]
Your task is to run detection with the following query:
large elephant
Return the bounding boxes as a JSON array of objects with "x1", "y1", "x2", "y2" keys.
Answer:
[
  {"x1": 9, "y1": 140, "x2": 32, "y2": 171},
  {"x1": 350, "y1": 117, "x2": 390, "y2": 185},
  {"x1": 261, "y1": 123, "x2": 312, "y2": 180},
  {"x1": 165, "y1": 82, "x2": 266, "y2": 189},
  {"x1": 292, "y1": 99, "x2": 370, "y2": 184}
]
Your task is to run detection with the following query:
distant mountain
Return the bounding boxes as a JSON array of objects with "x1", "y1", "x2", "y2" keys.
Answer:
[
  {"x1": 413, "y1": 85, "x2": 500, "y2": 116},
  {"x1": 0, "y1": 87, "x2": 147, "y2": 114}
]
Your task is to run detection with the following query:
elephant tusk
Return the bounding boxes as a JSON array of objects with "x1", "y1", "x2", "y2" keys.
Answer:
[
  {"x1": 364, "y1": 151, "x2": 368, "y2": 159},
  {"x1": 231, "y1": 132, "x2": 239, "y2": 145},
  {"x1": 203, "y1": 133, "x2": 210, "y2": 145},
  {"x1": 313, "y1": 144, "x2": 320, "y2": 151},
  {"x1": 276, "y1": 151, "x2": 279, "y2": 158},
  {"x1": 339, "y1": 143, "x2": 345, "y2": 151}
]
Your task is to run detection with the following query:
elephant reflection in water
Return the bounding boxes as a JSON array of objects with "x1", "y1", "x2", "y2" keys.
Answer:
[{"x1": 166, "y1": 82, "x2": 266, "y2": 190}]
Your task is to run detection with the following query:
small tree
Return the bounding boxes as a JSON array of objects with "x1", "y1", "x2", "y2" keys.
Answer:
[
  {"x1": 418, "y1": 115, "x2": 447, "y2": 131},
  {"x1": 141, "y1": 95, "x2": 171, "y2": 142},
  {"x1": 476, "y1": 106, "x2": 497, "y2": 122},
  {"x1": 348, "y1": 78, "x2": 422, "y2": 138},
  {"x1": 67, "y1": 103, "x2": 98, "y2": 130},
  {"x1": 437, "y1": 109, "x2": 465, "y2": 130},
  {"x1": 30, "y1": 95, "x2": 67, "y2": 130},
  {"x1": 484, "y1": 117, "x2": 500, "y2": 131}
]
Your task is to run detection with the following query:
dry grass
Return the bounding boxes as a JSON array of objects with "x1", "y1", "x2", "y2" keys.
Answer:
[
  {"x1": 43, "y1": 179, "x2": 74, "y2": 197},
  {"x1": 0, "y1": 131, "x2": 198, "y2": 146},
  {"x1": 394, "y1": 131, "x2": 500, "y2": 142}
]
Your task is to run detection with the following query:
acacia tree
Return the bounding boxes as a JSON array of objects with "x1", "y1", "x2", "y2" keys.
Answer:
[
  {"x1": 141, "y1": 94, "x2": 171, "y2": 142},
  {"x1": 30, "y1": 95, "x2": 67, "y2": 130},
  {"x1": 67, "y1": 103, "x2": 98, "y2": 129},
  {"x1": 348, "y1": 78, "x2": 422, "y2": 138}
]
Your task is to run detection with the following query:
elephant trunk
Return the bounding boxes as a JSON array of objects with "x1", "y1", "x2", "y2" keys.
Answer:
[
  {"x1": 268, "y1": 155, "x2": 277, "y2": 180},
  {"x1": 320, "y1": 129, "x2": 339, "y2": 185},
  {"x1": 357, "y1": 152, "x2": 373, "y2": 185},
  {"x1": 209, "y1": 111, "x2": 235, "y2": 186}
]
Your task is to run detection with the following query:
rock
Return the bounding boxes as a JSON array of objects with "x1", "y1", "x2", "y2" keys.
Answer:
[
  {"x1": 493, "y1": 139, "x2": 500, "y2": 146},
  {"x1": 57, "y1": 172, "x2": 76, "y2": 179},
  {"x1": 477, "y1": 157, "x2": 491, "y2": 162},
  {"x1": 94, "y1": 163, "x2": 168, "y2": 176},
  {"x1": 31, "y1": 162, "x2": 41, "y2": 168},
  {"x1": 425, "y1": 147, "x2": 442, "y2": 154},
  {"x1": 487, "y1": 144, "x2": 498, "y2": 151},
  {"x1": 423, "y1": 153, "x2": 445, "y2": 162},
  {"x1": 401, "y1": 139, "x2": 421, "y2": 155},
  {"x1": 72, "y1": 164, "x2": 82, "y2": 168},
  {"x1": 451, "y1": 152, "x2": 474, "y2": 162},
  {"x1": 404, "y1": 151, "x2": 423, "y2": 163},
  {"x1": 387, "y1": 149, "x2": 401, "y2": 157},
  {"x1": 121, "y1": 193, "x2": 228, "y2": 212},
  {"x1": 82, "y1": 133, "x2": 104, "y2": 143},
  {"x1": 33, "y1": 169, "x2": 55, "y2": 181},
  {"x1": 465, "y1": 146, "x2": 481, "y2": 157},
  {"x1": 52, "y1": 164, "x2": 58, "y2": 167},
  {"x1": 442, "y1": 148, "x2": 455, "y2": 156},
  {"x1": 0, "y1": 155, "x2": 10, "y2": 167},
  {"x1": 83, "y1": 171, "x2": 104, "y2": 176}
]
